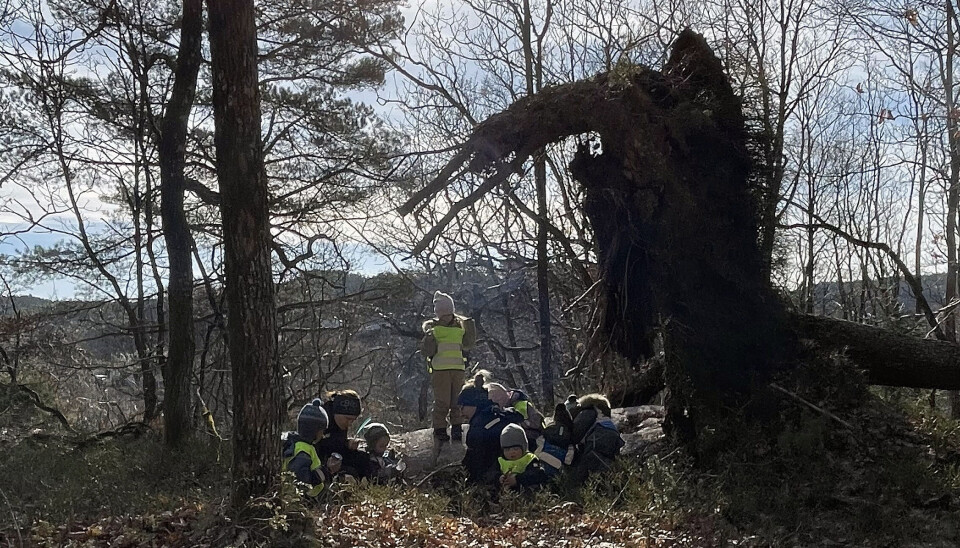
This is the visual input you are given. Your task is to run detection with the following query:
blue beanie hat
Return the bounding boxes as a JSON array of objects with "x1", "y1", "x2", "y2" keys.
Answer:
[{"x1": 297, "y1": 399, "x2": 328, "y2": 440}]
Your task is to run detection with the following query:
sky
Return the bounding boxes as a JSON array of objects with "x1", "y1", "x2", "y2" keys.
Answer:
[{"x1": 0, "y1": 222, "x2": 78, "y2": 298}]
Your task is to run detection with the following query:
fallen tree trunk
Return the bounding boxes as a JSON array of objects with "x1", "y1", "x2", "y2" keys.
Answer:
[
  {"x1": 794, "y1": 314, "x2": 960, "y2": 390},
  {"x1": 609, "y1": 313, "x2": 960, "y2": 406}
]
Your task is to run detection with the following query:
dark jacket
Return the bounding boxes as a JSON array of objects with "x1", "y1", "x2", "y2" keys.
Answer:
[
  {"x1": 508, "y1": 455, "x2": 551, "y2": 492},
  {"x1": 569, "y1": 407, "x2": 625, "y2": 483},
  {"x1": 314, "y1": 401, "x2": 368, "y2": 478},
  {"x1": 365, "y1": 450, "x2": 403, "y2": 484},
  {"x1": 282, "y1": 432, "x2": 325, "y2": 487},
  {"x1": 573, "y1": 408, "x2": 624, "y2": 461},
  {"x1": 463, "y1": 401, "x2": 523, "y2": 484}
]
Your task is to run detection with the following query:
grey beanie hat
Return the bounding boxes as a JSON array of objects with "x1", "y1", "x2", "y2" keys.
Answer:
[
  {"x1": 297, "y1": 398, "x2": 329, "y2": 440},
  {"x1": 362, "y1": 422, "x2": 390, "y2": 446},
  {"x1": 434, "y1": 291, "x2": 455, "y2": 316},
  {"x1": 500, "y1": 423, "x2": 528, "y2": 453}
]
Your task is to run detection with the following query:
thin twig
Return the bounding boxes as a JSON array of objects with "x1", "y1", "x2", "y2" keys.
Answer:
[
  {"x1": 770, "y1": 383, "x2": 855, "y2": 430},
  {"x1": 414, "y1": 462, "x2": 460, "y2": 488},
  {"x1": 587, "y1": 473, "x2": 633, "y2": 543},
  {"x1": 926, "y1": 299, "x2": 960, "y2": 339},
  {"x1": 0, "y1": 485, "x2": 22, "y2": 547}
]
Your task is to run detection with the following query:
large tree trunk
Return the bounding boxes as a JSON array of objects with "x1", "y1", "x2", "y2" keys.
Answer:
[
  {"x1": 397, "y1": 30, "x2": 960, "y2": 448},
  {"x1": 207, "y1": 2, "x2": 282, "y2": 509},
  {"x1": 400, "y1": 31, "x2": 795, "y2": 444},
  {"x1": 159, "y1": 0, "x2": 202, "y2": 448},
  {"x1": 794, "y1": 314, "x2": 960, "y2": 390},
  {"x1": 612, "y1": 314, "x2": 960, "y2": 406}
]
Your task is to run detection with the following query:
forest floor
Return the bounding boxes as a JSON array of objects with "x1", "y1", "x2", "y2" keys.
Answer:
[{"x1": 2, "y1": 357, "x2": 960, "y2": 547}]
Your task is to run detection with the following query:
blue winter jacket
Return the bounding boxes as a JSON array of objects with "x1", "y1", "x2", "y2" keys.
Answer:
[{"x1": 463, "y1": 400, "x2": 523, "y2": 484}]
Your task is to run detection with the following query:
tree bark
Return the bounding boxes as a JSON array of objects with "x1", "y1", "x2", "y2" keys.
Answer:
[
  {"x1": 207, "y1": 1, "x2": 282, "y2": 508},
  {"x1": 793, "y1": 314, "x2": 960, "y2": 390},
  {"x1": 159, "y1": 0, "x2": 203, "y2": 448},
  {"x1": 535, "y1": 154, "x2": 555, "y2": 404},
  {"x1": 943, "y1": 0, "x2": 960, "y2": 417}
]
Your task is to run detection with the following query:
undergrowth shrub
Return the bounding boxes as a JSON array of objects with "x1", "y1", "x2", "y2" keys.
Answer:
[{"x1": 0, "y1": 433, "x2": 229, "y2": 527}]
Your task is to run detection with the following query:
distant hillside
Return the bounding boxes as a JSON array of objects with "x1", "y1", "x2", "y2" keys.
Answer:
[
  {"x1": 0, "y1": 294, "x2": 56, "y2": 314},
  {"x1": 807, "y1": 271, "x2": 948, "y2": 318}
]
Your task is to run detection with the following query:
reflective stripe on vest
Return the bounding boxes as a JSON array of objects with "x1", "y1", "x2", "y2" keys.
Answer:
[
  {"x1": 535, "y1": 438, "x2": 575, "y2": 471},
  {"x1": 282, "y1": 441, "x2": 324, "y2": 496},
  {"x1": 429, "y1": 325, "x2": 465, "y2": 371},
  {"x1": 499, "y1": 452, "x2": 537, "y2": 475},
  {"x1": 537, "y1": 450, "x2": 563, "y2": 470}
]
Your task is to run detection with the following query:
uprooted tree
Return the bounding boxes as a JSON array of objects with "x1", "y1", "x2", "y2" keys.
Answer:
[{"x1": 399, "y1": 29, "x2": 960, "y2": 445}]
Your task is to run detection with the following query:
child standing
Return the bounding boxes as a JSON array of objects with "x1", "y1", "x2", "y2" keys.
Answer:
[
  {"x1": 282, "y1": 399, "x2": 331, "y2": 496},
  {"x1": 498, "y1": 423, "x2": 549, "y2": 492},
  {"x1": 361, "y1": 422, "x2": 404, "y2": 484},
  {"x1": 421, "y1": 291, "x2": 476, "y2": 442}
]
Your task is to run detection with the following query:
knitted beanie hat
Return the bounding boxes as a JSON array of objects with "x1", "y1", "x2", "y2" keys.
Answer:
[
  {"x1": 297, "y1": 399, "x2": 329, "y2": 440},
  {"x1": 457, "y1": 373, "x2": 489, "y2": 407},
  {"x1": 330, "y1": 391, "x2": 362, "y2": 417},
  {"x1": 500, "y1": 423, "x2": 528, "y2": 452},
  {"x1": 433, "y1": 291, "x2": 455, "y2": 317},
  {"x1": 362, "y1": 422, "x2": 390, "y2": 446}
]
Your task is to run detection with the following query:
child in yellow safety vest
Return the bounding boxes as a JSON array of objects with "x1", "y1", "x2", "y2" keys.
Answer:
[
  {"x1": 487, "y1": 382, "x2": 545, "y2": 443},
  {"x1": 498, "y1": 423, "x2": 549, "y2": 492},
  {"x1": 281, "y1": 399, "x2": 332, "y2": 497},
  {"x1": 421, "y1": 291, "x2": 476, "y2": 442}
]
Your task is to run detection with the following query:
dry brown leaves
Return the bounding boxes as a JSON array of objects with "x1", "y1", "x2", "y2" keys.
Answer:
[{"x1": 316, "y1": 498, "x2": 707, "y2": 548}]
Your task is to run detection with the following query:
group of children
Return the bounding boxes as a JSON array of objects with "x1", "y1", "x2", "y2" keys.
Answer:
[
  {"x1": 281, "y1": 379, "x2": 625, "y2": 498},
  {"x1": 281, "y1": 389, "x2": 403, "y2": 495},
  {"x1": 455, "y1": 372, "x2": 625, "y2": 493},
  {"x1": 422, "y1": 290, "x2": 625, "y2": 494},
  {"x1": 282, "y1": 289, "x2": 626, "y2": 497}
]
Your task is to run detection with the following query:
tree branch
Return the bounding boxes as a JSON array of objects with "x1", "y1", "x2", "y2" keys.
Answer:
[{"x1": 779, "y1": 218, "x2": 946, "y2": 341}]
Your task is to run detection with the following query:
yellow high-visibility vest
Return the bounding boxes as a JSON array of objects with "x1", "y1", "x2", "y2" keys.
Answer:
[
  {"x1": 514, "y1": 400, "x2": 529, "y2": 418},
  {"x1": 498, "y1": 452, "x2": 537, "y2": 475},
  {"x1": 429, "y1": 325, "x2": 466, "y2": 371},
  {"x1": 282, "y1": 441, "x2": 324, "y2": 496}
]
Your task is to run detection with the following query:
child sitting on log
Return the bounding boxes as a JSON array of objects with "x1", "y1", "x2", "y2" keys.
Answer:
[
  {"x1": 458, "y1": 373, "x2": 524, "y2": 484},
  {"x1": 568, "y1": 394, "x2": 625, "y2": 484},
  {"x1": 498, "y1": 423, "x2": 549, "y2": 493},
  {"x1": 361, "y1": 422, "x2": 405, "y2": 484}
]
